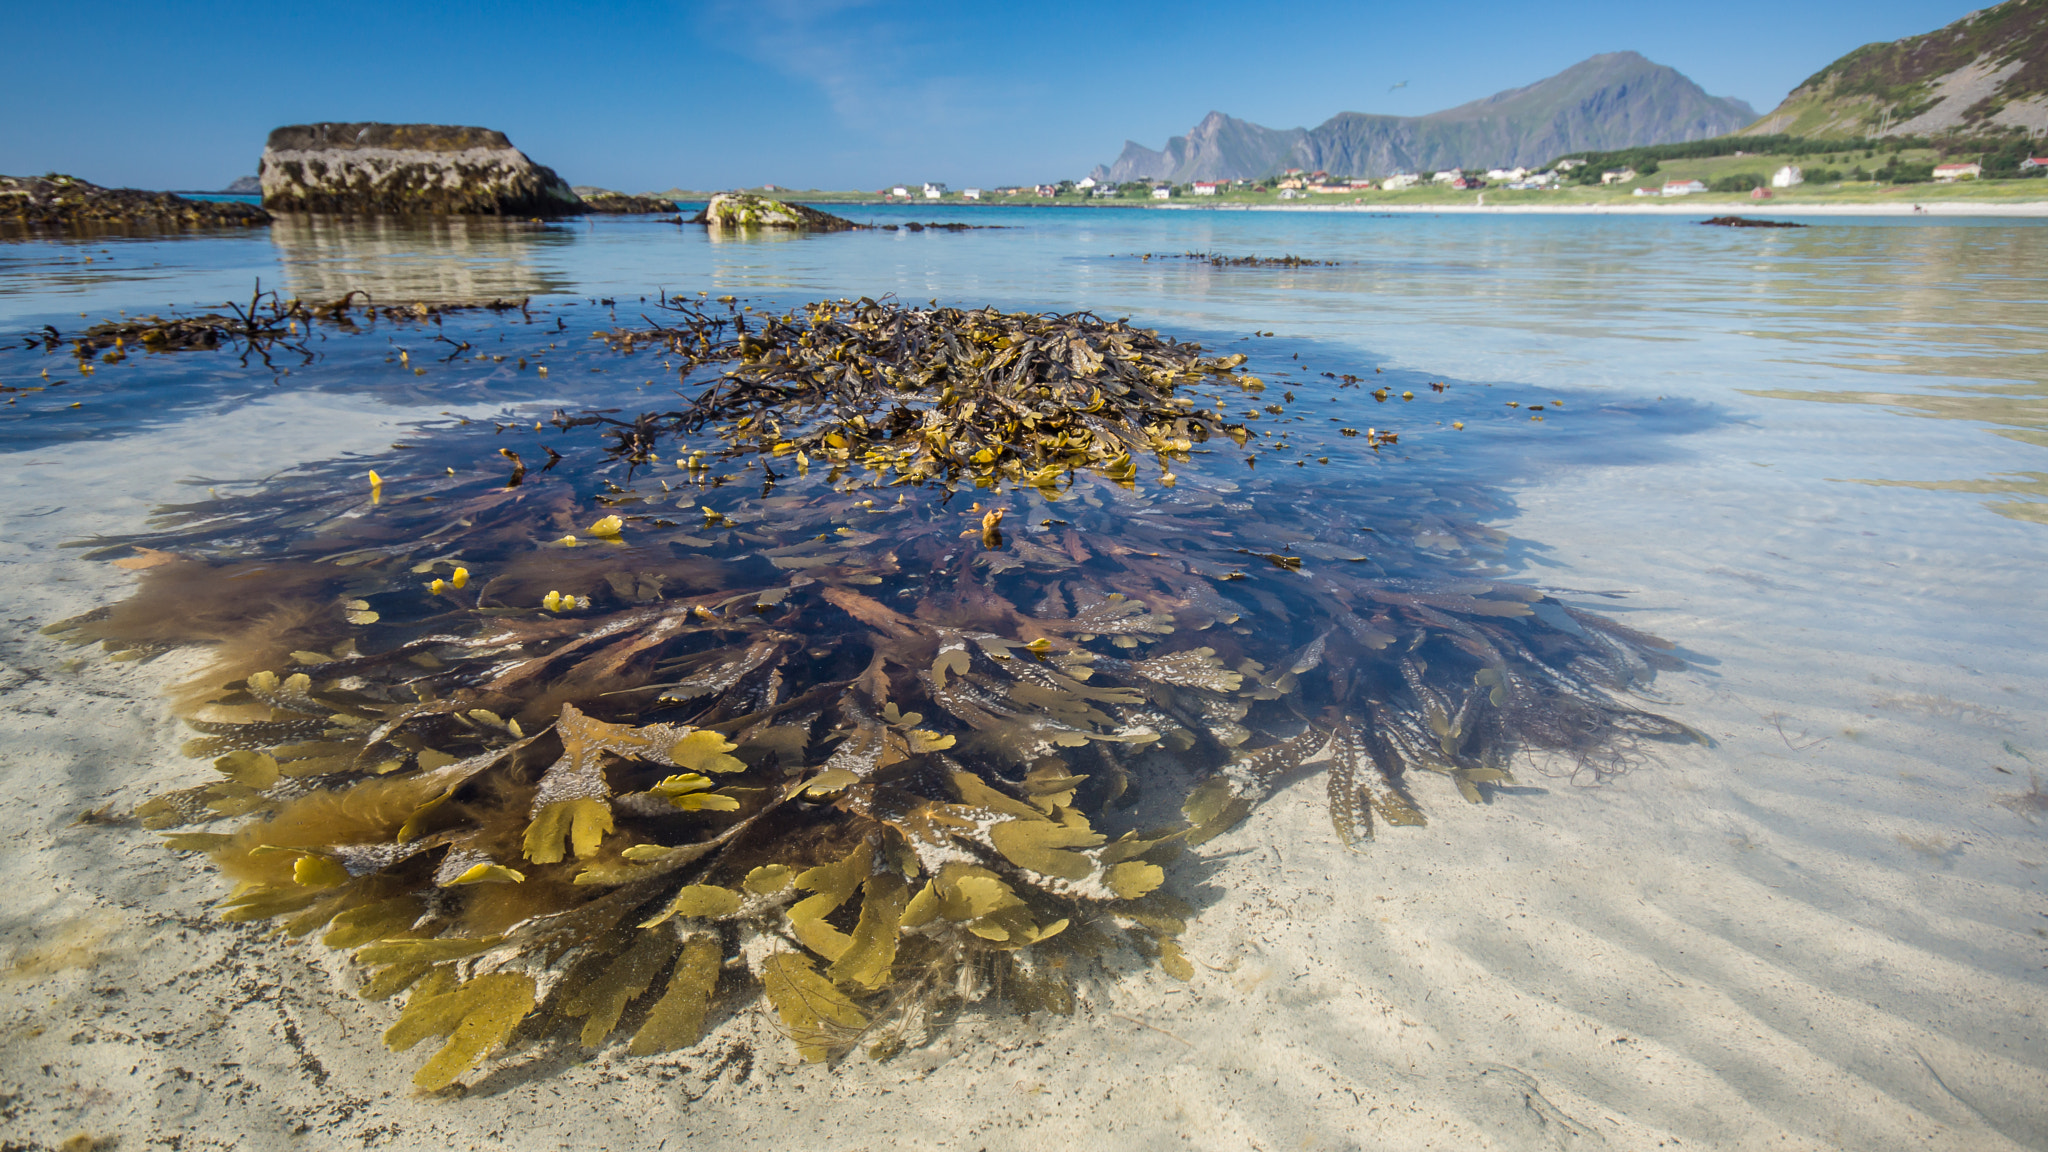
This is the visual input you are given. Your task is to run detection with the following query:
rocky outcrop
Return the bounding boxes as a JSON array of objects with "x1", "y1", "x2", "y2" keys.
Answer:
[
  {"x1": 259, "y1": 123, "x2": 586, "y2": 216},
  {"x1": 224, "y1": 175, "x2": 262, "y2": 194},
  {"x1": 693, "y1": 192, "x2": 862, "y2": 231},
  {"x1": 574, "y1": 188, "x2": 679, "y2": 214},
  {"x1": 0, "y1": 174, "x2": 271, "y2": 231}
]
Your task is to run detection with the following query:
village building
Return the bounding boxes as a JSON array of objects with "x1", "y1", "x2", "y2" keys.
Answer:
[
  {"x1": 1485, "y1": 167, "x2": 1529, "y2": 182},
  {"x1": 923, "y1": 182, "x2": 946, "y2": 199},
  {"x1": 1431, "y1": 168, "x2": 1463, "y2": 184},
  {"x1": 2021, "y1": 157, "x2": 2048, "y2": 171},
  {"x1": 1076, "y1": 176, "x2": 1097, "y2": 190},
  {"x1": 1771, "y1": 165, "x2": 1804, "y2": 188},
  {"x1": 961, "y1": 188, "x2": 982, "y2": 200},
  {"x1": 1277, "y1": 177, "x2": 1305, "y2": 190},
  {"x1": 1381, "y1": 173, "x2": 1421, "y2": 190},
  {"x1": 1151, "y1": 186, "x2": 1172, "y2": 200},
  {"x1": 889, "y1": 186, "x2": 909, "y2": 198},
  {"x1": 1661, "y1": 179, "x2": 1708, "y2": 196},
  {"x1": 1600, "y1": 168, "x2": 1636, "y2": 185},
  {"x1": 1191, "y1": 181, "x2": 1221, "y2": 196},
  {"x1": 1933, "y1": 162, "x2": 1981, "y2": 182},
  {"x1": 1555, "y1": 158, "x2": 1586, "y2": 171},
  {"x1": 1277, "y1": 188, "x2": 1306, "y2": 200}
]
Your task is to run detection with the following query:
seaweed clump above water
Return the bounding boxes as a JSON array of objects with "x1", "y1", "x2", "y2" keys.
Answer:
[{"x1": 49, "y1": 297, "x2": 1695, "y2": 1089}]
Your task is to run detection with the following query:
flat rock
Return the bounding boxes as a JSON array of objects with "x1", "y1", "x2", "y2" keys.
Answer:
[
  {"x1": 692, "y1": 192, "x2": 862, "y2": 231},
  {"x1": 575, "y1": 188, "x2": 679, "y2": 214},
  {"x1": 260, "y1": 123, "x2": 585, "y2": 216},
  {"x1": 0, "y1": 174, "x2": 271, "y2": 232}
]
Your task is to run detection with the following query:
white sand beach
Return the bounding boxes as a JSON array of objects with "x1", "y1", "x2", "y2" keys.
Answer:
[{"x1": 1214, "y1": 200, "x2": 2048, "y2": 217}]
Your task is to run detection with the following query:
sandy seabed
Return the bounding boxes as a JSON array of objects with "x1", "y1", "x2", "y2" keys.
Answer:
[{"x1": 1, "y1": 396, "x2": 2042, "y2": 1152}]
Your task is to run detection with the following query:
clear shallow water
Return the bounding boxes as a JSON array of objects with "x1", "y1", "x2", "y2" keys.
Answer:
[{"x1": 0, "y1": 207, "x2": 2043, "y2": 1150}]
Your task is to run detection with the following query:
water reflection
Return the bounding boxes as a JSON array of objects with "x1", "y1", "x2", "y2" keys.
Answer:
[{"x1": 268, "y1": 213, "x2": 572, "y2": 302}]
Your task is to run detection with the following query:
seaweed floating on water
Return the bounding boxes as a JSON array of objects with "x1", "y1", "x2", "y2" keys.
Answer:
[
  {"x1": 21, "y1": 281, "x2": 537, "y2": 371},
  {"x1": 1128, "y1": 252, "x2": 1341, "y2": 267},
  {"x1": 51, "y1": 297, "x2": 1694, "y2": 1088}
]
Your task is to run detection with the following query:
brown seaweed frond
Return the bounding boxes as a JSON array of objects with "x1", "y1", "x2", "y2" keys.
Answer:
[{"x1": 53, "y1": 295, "x2": 1698, "y2": 1088}]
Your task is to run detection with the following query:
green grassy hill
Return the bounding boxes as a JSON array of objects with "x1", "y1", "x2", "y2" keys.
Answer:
[{"x1": 1744, "y1": 0, "x2": 2048, "y2": 138}]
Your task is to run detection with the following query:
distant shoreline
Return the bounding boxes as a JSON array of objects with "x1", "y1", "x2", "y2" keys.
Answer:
[
  {"x1": 1221, "y1": 200, "x2": 2048, "y2": 218},
  {"x1": 766, "y1": 196, "x2": 2048, "y2": 219}
]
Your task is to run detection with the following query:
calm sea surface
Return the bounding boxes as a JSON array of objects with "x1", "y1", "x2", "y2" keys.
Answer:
[{"x1": 1, "y1": 205, "x2": 2043, "y2": 1148}]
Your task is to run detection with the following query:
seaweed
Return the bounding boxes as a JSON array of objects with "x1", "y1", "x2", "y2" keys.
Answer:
[
  {"x1": 1125, "y1": 252, "x2": 1342, "y2": 267},
  {"x1": 50, "y1": 296, "x2": 1695, "y2": 1088}
]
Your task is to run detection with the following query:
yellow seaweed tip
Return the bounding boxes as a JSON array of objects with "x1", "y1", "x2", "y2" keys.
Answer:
[
  {"x1": 447, "y1": 863, "x2": 526, "y2": 885},
  {"x1": 587, "y1": 514, "x2": 624, "y2": 539},
  {"x1": 451, "y1": 566, "x2": 469, "y2": 589}
]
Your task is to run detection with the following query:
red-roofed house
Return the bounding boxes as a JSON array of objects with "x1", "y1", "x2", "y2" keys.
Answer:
[{"x1": 2018, "y1": 157, "x2": 2048, "y2": 171}]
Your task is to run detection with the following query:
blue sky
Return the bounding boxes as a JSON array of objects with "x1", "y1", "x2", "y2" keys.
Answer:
[{"x1": 4, "y1": 0, "x2": 1986, "y2": 191}]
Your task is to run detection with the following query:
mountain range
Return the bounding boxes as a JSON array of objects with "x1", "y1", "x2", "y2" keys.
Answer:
[
  {"x1": 1742, "y1": 0, "x2": 2048, "y2": 138},
  {"x1": 1092, "y1": 52, "x2": 1756, "y2": 183}
]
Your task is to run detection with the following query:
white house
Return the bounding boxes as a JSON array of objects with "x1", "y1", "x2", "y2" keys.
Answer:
[
  {"x1": 922, "y1": 182, "x2": 947, "y2": 199},
  {"x1": 1555, "y1": 158, "x2": 1586, "y2": 171},
  {"x1": 1277, "y1": 188, "x2": 1306, "y2": 200},
  {"x1": 1430, "y1": 168, "x2": 1463, "y2": 184},
  {"x1": 1150, "y1": 186, "x2": 1172, "y2": 200},
  {"x1": 962, "y1": 188, "x2": 982, "y2": 200},
  {"x1": 1600, "y1": 168, "x2": 1636, "y2": 185},
  {"x1": 1933, "y1": 162, "x2": 1981, "y2": 182},
  {"x1": 1381, "y1": 173, "x2": 1421, "y2": 190},
  {"x1": 1632, "y1": 187, "x2": 1656, "y2": 197},
  {"x1": 1485, "y1": 167, "x2": 1529, "y2": 182},
  {"x1": 1661, "y1": 180, "x2": 1708, "y2": 196},
  {"x1": 1191, "y1": 181, "x2": 1221, "y2": 196},
  {"x1": 1771, "y1": 164, "x2": 1804, "y2": 188},
  {"x1": 1076, "y1": 177, "x2": 1098, "y2": 190},
  {"x1": 890, "y1": 186, "x2": 909, "y2": 197}
]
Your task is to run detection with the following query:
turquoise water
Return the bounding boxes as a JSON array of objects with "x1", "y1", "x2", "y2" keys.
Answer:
[{"x1": 1, "y1": 206, "x2": 2043, "y2": 1149}]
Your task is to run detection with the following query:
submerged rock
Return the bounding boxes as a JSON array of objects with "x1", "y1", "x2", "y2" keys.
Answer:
[
  {"x1": 575, "y1": 188, "x2": 680, "y2": 214},
  {"x1": 259, "y1": 123, "x2": 586, "y2": 216},
  {"x1": 0, "y1": 174, "x2": 271, "y2": 231},
  {"x1": 692, "y1": 191, "x2": 862, "y2": 231},
  {"x1": 1700, "y1": 215, "x2": 1807, "y2": 228}
]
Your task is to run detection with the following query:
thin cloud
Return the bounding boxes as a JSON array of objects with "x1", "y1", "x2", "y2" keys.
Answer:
[{"x1": 697, "y1": 0, "x2": 1009, "y2": 150}]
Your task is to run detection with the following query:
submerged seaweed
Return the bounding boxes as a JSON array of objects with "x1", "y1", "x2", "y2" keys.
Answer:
[{"x1": 50, "y1": 297, "x2": 1694, "y2": 1089}]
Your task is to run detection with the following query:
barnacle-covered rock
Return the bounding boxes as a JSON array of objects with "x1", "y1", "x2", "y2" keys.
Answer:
[{"x1": 259, "y1": 123, "x2": 585, "y2": 216}]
